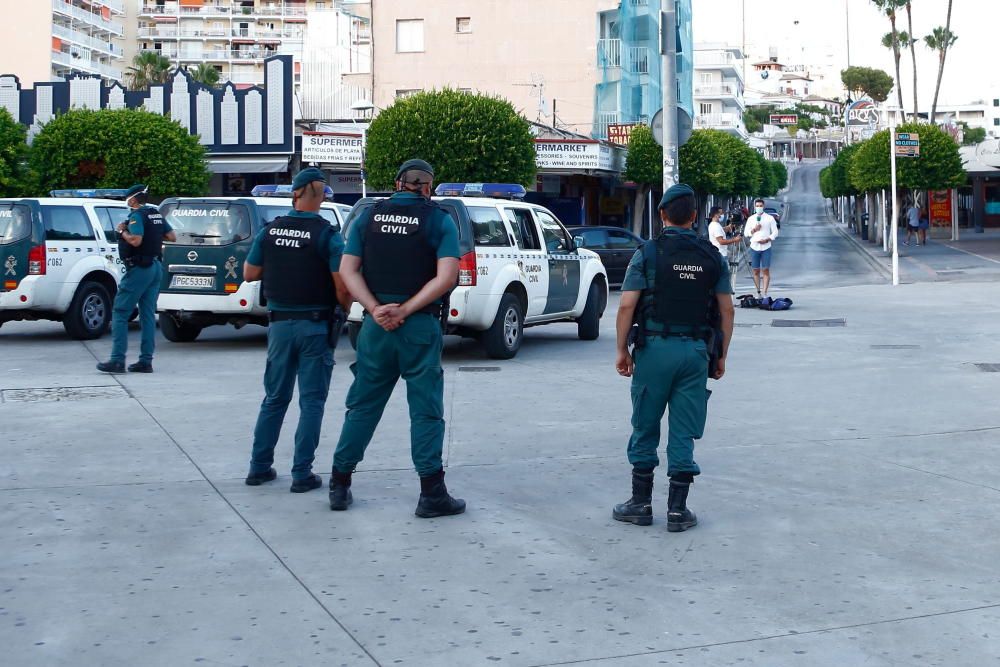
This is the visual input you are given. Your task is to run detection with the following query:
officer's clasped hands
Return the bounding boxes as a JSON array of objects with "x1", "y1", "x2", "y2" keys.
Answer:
[{"x1": 373, "y1": 303, "x2": 406, "y2": 331}]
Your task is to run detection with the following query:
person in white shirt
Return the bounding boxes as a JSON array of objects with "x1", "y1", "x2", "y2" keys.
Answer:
[
  {"x1": 743, "y1": 198, "x2": 779, "y2": 296},
  {"x1": 707, "y1": 206, "x2": 742, "y2": 259}
]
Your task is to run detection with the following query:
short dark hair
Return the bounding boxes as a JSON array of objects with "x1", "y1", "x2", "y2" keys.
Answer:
[
  {"x1": 131, "y1": 192, "x2": 149, "y2": 206},
  {"x1": 708, "y1": 206, "x2": 723, "y2": 219},
  {"x1": 662, "y1": 194, "x2": 696, "y2": 224},
  {"x1": 754, "y1": 198, "x2": 765, "y2": 205}
]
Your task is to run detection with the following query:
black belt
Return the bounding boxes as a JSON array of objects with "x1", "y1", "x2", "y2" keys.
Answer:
[
  {"x1": 268, "y1": 309, "x2": 331, "y2": 322},
  {"x1": 644, "y1": 328, "x2": 707, "y2": 339}
]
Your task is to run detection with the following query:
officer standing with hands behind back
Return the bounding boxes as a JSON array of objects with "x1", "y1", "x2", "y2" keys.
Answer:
[
  {"x1": 242, "y1": 168, "x2": 352, "y2": 493},
  {"x1": 613, "y1": 184, "x2": 735, "y2": 532},
  {"x1": 97, "y1": 184, "x2": 175, "y2": 374},
  {"x1": 329, "y1": 159, "x2": 465, "y2": 518}
]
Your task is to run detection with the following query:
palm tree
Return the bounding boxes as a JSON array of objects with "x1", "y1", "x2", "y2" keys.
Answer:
[
  {"x1": 871, "y1": 0, "x2": 907, "y2": 115},
  {"x1": 925, "y1": 0, "x2": 956, "y2": 125},
  {"x1": 125, "y1": 51, "x2": 172, "y2": 91},
  {"x1": 881, "y1": 30, "x2": 910, "y2": 115},
  {"x1": 189, "y1": 63, "x2": 221, "y2": 88},
  {"x1": 904, "y1": 1, "x2": 918, "y2": 120}
]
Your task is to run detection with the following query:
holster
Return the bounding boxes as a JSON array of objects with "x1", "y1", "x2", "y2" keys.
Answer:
[{"x1": 327, "y1": 306, "x2": 346, "y2": 348}]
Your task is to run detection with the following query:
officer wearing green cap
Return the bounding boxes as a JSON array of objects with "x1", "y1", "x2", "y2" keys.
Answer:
[
  {"x1": 329, "y1": 158, "x2": 465, "y2": 518},
  {"x1": 242, "y1": 167, "x2": 352, "y2": 493},
  {"x1": 97, "y1": 184, "x2": 175, "y2": 374},
  {"x1": 612, "y1": 183, "x2": 735, "y2": 532}
]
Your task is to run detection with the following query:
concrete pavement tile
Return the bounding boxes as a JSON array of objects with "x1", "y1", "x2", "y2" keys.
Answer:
[
  {"x1": 221, "y1": 444, "x2": 1000, "y2": 666},
  {"x1": 0, "y1": 399, "x2": 200, "y2": 490},
  {"x1": 0, "y1": 481, "x2": 374, "y2": 667}
]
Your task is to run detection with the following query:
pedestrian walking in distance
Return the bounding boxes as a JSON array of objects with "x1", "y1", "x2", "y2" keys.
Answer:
[
  {"x1": 613, "y1": 184, "x2": 735, "y2": 532},
  {"x1": 330, "y1": 159, "x2": 465, "y2": 518},
  {"x1": 243, "y1": 168, "x2": 351, "y2": 493},
  {"x1": 97, "y1": 184, "x2": 175, "y2": 374}
]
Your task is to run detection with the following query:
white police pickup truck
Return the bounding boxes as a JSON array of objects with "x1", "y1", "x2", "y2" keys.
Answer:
[
  {"x1": 343, "y1": 183, "x2": 609, "y2": 359},
  {"x1": 156, "y1": 184, "x2": 351, "y2": 341},
  {"x1": 0, "y1": 190, "x2": 131, "y2": 339}
]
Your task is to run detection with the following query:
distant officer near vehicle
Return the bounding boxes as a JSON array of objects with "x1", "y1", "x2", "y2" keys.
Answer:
[
  {"x1": 613, "y1": 184, "x2": 735, "y2": 532},
  {"x1": 329, "y1": 159, "x2": 465, "y2": 518},
  {"x1": 242, "y1": 168, "x2": 352, "y2": 493},
  {"x1": 743, "y1": 198, "x2": 779, "y2": 297},
  {"x1": 97, "y1": 184, "x2": 176, "y2": 374}
]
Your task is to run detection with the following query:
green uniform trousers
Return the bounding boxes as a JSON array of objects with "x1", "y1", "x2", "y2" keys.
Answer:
[
  {"x1": 110, "y1": 262, "x2": 161, "y2": 364},
  {"x1": 333, "y1": 313, "x2": 445, "y2": 477},
  {"x1": 626, "y1": 336, "x2": 709, "y2": 476}
]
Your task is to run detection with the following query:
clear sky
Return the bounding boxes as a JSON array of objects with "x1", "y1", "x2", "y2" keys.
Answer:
[{"x1": 692, "y1": 0, "x2": 992, "y2": 108}]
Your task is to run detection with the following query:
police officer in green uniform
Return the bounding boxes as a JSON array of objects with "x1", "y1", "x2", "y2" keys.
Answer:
[
  {"x1": 612, "y1": 184, "x2": 735, "y2": 532},
  {"x1": 98, "y1": 184, "x2": 176, "y2": 374},
  {"x1": 242, "y1": 168, "x2": 351, "y2": 493},
  {"x1": 329, "y1": 159, "x2": 465, "y2": 518}
]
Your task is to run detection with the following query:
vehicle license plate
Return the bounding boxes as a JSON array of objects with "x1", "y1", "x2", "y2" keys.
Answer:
[{"x1": 171, "y1": 275, "x2": 215, "y2": 289}]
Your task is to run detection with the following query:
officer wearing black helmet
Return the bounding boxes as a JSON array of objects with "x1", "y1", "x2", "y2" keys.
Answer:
[
  {"x1": 97, "y1": 184, "x2": 175, "y2": 374},
  {"x1": 612, "y1": 184, "x2": 735, "y2": 532},
  {"x1": 242, "y1": 167, "x2": 352, "y2": 493},
  {"x1": 329, "y1": 158, "x2": 465, "y2": 518}
]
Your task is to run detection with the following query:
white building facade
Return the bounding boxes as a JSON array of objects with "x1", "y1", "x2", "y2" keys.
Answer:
[{"x1": 693, "y1": 44, "x2": 747, "y2": 140}]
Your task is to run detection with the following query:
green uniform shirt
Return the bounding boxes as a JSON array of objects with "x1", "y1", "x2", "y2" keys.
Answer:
[
  {"x1": 127, "y1": 205, "x2": 173, "y2": 237},
  {"x1": 344, "y1": 191, "x2": 460, "y2": 306},
  {"x1": 246, "y1": 209, "x2": 345, "y2": 312}
]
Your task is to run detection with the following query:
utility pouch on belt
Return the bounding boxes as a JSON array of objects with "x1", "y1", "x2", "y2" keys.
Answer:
[
  {"x1": 327, "y1": 306, "x2": 346, "y2": 348},
  {"x1": 705, "y1": 297, "x2": 724, "y2": 379},
  {"x1": 439, "y1": 290, "x2": 452, "y2": 335},
  {"x1": 627, "y1": 322, "x2": 644, "y2": 351}
]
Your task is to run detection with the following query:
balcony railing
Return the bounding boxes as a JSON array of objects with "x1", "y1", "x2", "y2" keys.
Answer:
[
  {"x1": 52, "y1": 24, "x2": 123, "y2": 58},
  {"x1": 91, "y1": 0, "x2": 125, "y2": 13},
  {"x1": 595, "y1": 112, "x2": 619, "y2": 139},
  {"x1": 695, "y1": 112, "x2": 746, "y2": 131},
  {"x1": 52, "y1": 0, "x2": 124, "y2": 37},
  {"x1": 597, "y1": 38, "x2": 621, "y2": 69},
  {"x1": 694, "y1": 83, "x2": 740, "y2": 98},
  {"x1": 52, "y1": 50, "x2": 122, "y2": 81},
  {"x1": 627, "y1": 46, "x2": 649, "y2": 74}
]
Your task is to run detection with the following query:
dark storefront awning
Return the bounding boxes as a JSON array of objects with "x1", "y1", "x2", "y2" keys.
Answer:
[{"x1": 207, "y1": 156, "x2": 290, "y2": 174}]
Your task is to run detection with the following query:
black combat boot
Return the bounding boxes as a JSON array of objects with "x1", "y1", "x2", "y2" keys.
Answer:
[
  {"x1": 667, "y1": 480, "x2": 698, "y2": 532},
  {"x1": 612, "y1": 467, "x2": 654, "y2": 526},
  {"x1": 329, "y1": 471, "x2": 353, "y2": 511},
  {"x1": 414, "y1": 469, "x2": 465, "y2": 518}
]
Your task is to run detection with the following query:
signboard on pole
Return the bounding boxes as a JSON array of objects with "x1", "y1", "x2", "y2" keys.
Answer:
[
  {"x1": 534, "y1": 139, "x2": 622, "y2": 172},
  {"x1": 895, "y1": 132, "x2": 920, "y2": 158},
  {"x1": 302, "y1": 132, "x2": 363, "y2": 164},
  {"x1": 769, "y1": 114, "x2": 798, "y2": 126},
  {"x1": 929, "y1": 189, "x2": 952, "y2": 226},
  {"x1": 607, "y1": 123, "x2": 637, "y2": 146}
]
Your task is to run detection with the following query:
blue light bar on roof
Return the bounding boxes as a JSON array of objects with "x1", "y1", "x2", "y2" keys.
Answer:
[
  {"x1": 49, "y1": 188, "x2": 131, "y2": 199},
  {"x1": 434, "y1": 183, "x2": 527, "y2": 200},
  {"x1": 252, "y1": 184, "x2": 335, "y2": 199}
]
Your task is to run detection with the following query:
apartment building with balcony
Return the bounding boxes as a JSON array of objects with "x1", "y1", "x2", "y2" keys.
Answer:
[
  {"x1": 0, "y1": 0, "x2": 126, "y2": 85},
  {"x1": 132, "y1": 0, "x2": 369, "y2": 88},
  {"x1": 692, "y1": 43, "x2": 746, "y2": 140}
]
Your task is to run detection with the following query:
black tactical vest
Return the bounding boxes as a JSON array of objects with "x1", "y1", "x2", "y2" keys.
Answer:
[
  {"x1": 120, "y1": 206, "x2": 167, "y2": 268},
  {"x1": 362, "y1": 197, "x2": 438, "y2": 296},
  {"x1": 260, "y1": 214, "x2": 335, "y2": 306},
  {"x1": 646, "y1": 233, "x2": 721, "y2": 331}
]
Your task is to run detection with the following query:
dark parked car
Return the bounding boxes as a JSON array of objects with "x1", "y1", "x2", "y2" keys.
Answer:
[
  {"x1": 764, "y1": 205, "x2": 782, "y2": 228},
  {"x1": 566, "y1": 225, "x2": 644, "y2": 287}
]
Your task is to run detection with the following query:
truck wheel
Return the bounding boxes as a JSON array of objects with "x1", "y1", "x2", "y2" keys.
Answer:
[
  {"x1": 347, "y1": 321, "x2": 361, "y2": 350},
  {"x1": 160, "y1": 314, "x2": 202, "y2": 342},
  {"x1": 63, "y1": 282, "x2": 112, "y2": 340},
  {"x1": 577, "y1": 282, "x2": 601, "y2": 341},
  {"x1": 483, "y1": 293, "x2": 523, "y2": 359}
]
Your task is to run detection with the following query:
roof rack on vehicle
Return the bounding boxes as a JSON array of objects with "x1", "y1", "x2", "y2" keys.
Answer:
[
  {"x1": 49, "y1": 188, "x2": 131, "y2": 200},
  {"x1": 434, "y1": 183, "x2": 527, "y2": 200},
  {"x1": 251, "y1": 184, "x2": 335, "y2": 200}
]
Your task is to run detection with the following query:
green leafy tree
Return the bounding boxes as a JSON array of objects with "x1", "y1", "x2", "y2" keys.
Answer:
[
  {"x1": 872, "y1": 0, "x2": 909, "y2": 113},
  {"x1": 770, "y1": 160, "x2": 788, "y2": 191},
  {"x1": 828, "y1": 143, "x2": 861, "y2": 197},
  {"x1": 848, "y1": 131, "x2": 892, "y2": 193},
  {"x1": 960, "y1": 123, "x2": 986, "y2": 146},
  {"x1": 841, "y1": 66, "x2": 895, "y2": 103},
  {"x1": 29, "y1": 108, "x2": 210, "y2": 196},
  {"x1": 125, "y1": 51, "x2": 172, "y2": 91},
  {"x1": 678, "y1": 129, "x2": 731, "y2": 200},
  {"x1": 718, "y1": 133, "x2": 761, "y2": 197},
  {"x1": 623, "y1": 124, "x2": 662, "y2": 236},
  {"x1": 819, "y1": 166, "x2": 834, "y2": 199},
  {"x1": 743, "y1": 110, "x2": 763, "y2": 134},
  {"x1": 841, "y1": 123, "x2": 963, "y2": 193},
  {"x1": 365, "y1": 89, "x2": 535, "y2": 192},
  {"x1": 0, "y1": 108, "x2": 29, "y2": 196},
  {"x1": 756, "y1": 151, "x2": 778, "y2": 197},
  {"x1": 189, "y1": 63, "x2": 220, "y2": 88},
  {"x1": 925, "y1": 21, "x2": 958, "y2": 124}
]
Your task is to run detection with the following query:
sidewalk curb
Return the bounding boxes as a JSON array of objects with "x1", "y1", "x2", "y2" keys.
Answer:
[{"x1": 824, "y1": 207, "x2": 891, "y2": 282}]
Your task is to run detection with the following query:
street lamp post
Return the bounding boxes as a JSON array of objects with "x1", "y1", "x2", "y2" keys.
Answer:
[{"x1": 350, "y1": 99, "x2": 375, "y2": 198}]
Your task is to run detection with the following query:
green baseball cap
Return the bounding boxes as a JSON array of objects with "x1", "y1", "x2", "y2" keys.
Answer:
[
  {"x1": 124, "y1": 184, "x2": 148, "y2": 199},
  {"x1": 658, "y1": 183, "x2": 695, "y2": 209},
  {"x1": 291, "y1": 167, "x2": 327, "y2": 191},
  {"x1": 395, "y1": 159, "x2": 434, "y2": 182}
]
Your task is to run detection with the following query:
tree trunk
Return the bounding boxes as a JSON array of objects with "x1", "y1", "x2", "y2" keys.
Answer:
[
  {"x1": 632, "y1": 186, "x2": 649, "y2": 237},
  {"x1": 889, "y1": 15, "x2": 905, "y2": 112},
  {"x1": 906, "y1": 3, "x2": 918, "y2": 120},
  {"x1": 930, "y1": 52, "x2": 945, "y2": 125}
]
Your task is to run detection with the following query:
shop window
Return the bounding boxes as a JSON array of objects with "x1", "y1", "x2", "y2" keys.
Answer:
[{"x1": 396, "y1": 19, "x2": 424, "y2": 53}]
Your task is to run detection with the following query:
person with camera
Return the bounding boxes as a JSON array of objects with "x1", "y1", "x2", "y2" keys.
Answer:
[
  {"x1": 242, "y1": 168, "x2": 352, "y2": 493},
  {"x1": 97, "y1": 184, "x2": 175, "y2": 375},
  {"x1": 613, "y1": 184, "x2": 735, "y2": 532},
  {"x1": 707, "y1": 206, "x2": 742, "y2": 259}
]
